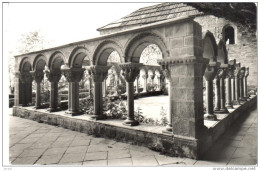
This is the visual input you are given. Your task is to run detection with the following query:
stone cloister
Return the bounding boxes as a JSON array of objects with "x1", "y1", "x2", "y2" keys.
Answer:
[{"x1": 13, "y1": 17, "x2": 256, "y2": 159}]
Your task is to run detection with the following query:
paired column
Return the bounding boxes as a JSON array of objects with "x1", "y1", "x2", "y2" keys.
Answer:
[
  {"x1": 203, "y1": 62, "x2": 219, "y2": 120},
  {"x1": 119, "y1": 62, "x2": 143, "y2": 126},
  {"x1": 61, "y1": 66, "x2": 85, "y2": 116},
  {"x1": 86, "y1": 65, "x2": 111, "y2": 120},
  {"x1": 30, "y1": 70, "x2": 44, "y2": 109},
  {"x1": 149, "y1": 73, "x2": 155, "y2": 91},
  {"x1": 45, "y1": 68, "x2": 62, "y2": 112},
  {"x1": 215, "y1": 64, "x2": 229, "y2": 114},
  {"x1": 243, "y1": 67, "x2": 249, "y2": 99}
]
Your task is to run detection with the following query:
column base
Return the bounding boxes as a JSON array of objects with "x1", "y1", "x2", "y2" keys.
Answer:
[
  {"x1": 34, "y1": 106, "x2": 45, "y2": 109},
  {"x1": 65, "y1": 110, "x2": 84, "y2": 116},
  {"x1": 232, "y1": 100, "x2": 241, "y2": 105},
  {"x1": 123, "y1": 118, "x2": 139, "y2": 126},
  {"x1": 214, "y1": 108, "x2": 229, "y2": 114},
  {"x1": 91, "y1": 114, "x2": 107, "y2": 120},
  {"x1": 47, "y1": 107, "x2": 61, "y2": 112},
  {"x1": 226, "y1": 105, "x2": 233, "y2": 109},
  {"x1": 239, "y1": 97, "x2": 247, "y2": 102},
  {"x1": 162, "y1": 124, "x2": 173, "y2": 134},
  {"x1": 204, "y1": 113, "x2": 217, "y2": 121}
]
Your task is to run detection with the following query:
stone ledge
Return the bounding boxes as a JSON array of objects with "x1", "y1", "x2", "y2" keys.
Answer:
[{"x1": 12, "y1": 96, "x2": 256, "y2": 160}]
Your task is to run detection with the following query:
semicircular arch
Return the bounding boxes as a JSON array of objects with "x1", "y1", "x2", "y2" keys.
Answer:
[
  {"x1": 68, "y1": 46, "x2": 91, "y2": 68},
  {"x1": 48, "y1": 51, "x2": 65, "y2": 70},
  {"x1": 202, "y1": 31, "x2": 218, "y2": 62}
]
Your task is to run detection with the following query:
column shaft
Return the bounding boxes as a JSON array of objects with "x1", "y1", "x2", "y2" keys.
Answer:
[
  {"x1": 234, "y1": 76, "x2": 240, "y2": 104},
  {"x1": 35, "y1": 82, "x2": 41, "y2": 108},
  {"x1": 68, "y1": 82, "x2": 80, "y2": 115},
  {"x1": 93, "y1": 82, "x2": 104, "y2": 119},
  {"x1": 214, "y1": 78, "x2": 220, "y2": 111},
  {"x1": 226, "y1": 77, "x2": 233, "y2": 109},
  {"x1": 206, "y1": 80, "x2": 214, "y2": 114},
  {"x1": 218, "y1": 77, "x2": 229, "y2": 113},
  {"x1": 243, "y1": 77, "x2": 248, "y2": 98},
  {"x1": 49, "y1": 82, "x2": 58, "y2": 111},
  {"x1": 231, "y1": 78, "x2": 235, "y2": 101}
]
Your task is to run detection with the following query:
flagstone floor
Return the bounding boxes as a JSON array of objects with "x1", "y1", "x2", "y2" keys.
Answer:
[{"x1": 8, "y1": 104, "x2": 257, "y2": 166}]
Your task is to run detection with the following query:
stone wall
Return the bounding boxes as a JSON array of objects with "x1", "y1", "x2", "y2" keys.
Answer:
[{"x1": 194, "y1": 15, "x2": 257, "y2": 88}]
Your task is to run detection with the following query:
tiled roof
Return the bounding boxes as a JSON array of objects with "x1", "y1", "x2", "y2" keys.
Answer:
[
  {"x1": 98, "y1": 2, "x2": 256, "y2": 31},
  {"x1": 97, "y1": 3, "x2": 202, "y2": 31}
]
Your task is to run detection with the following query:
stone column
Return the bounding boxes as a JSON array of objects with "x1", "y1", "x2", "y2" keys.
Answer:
[
  {"x1": 243, "y1": 67, "x2": 249, "y2": 99},
  {"x1": 86, "y1": 65, "x2": 111, "y2": 120},
  {"x1": 30, "y1": 70, "x2": 44, "y2": 109},
  {"x1": 239, "y1": 67, "x2": 246, "y2": 102},
  {"x1": 19, "y1": 72, "x2": 33, "y2": 106},
  {"x1": 161, "y1": 68, "x2": 173, "y2": 132},
  {"x1": 45, "y1": 68, "x2": 62, "y2": 112},
  {"x1": 158, "y1": 57, "x2": 208, "y2": 139},
  {"x1": 203, "y1": 62, "x2": 219, "y2": 120},
  {"x1": 14, "y1": 72, "x2": 22, "y2": 107},
  {"x1": 149, "y1": 73, "x2": 155, "y2": 92},
  {"x1": 119, "y1": 62, "x2": 143, "y2": 126},
  {"x1": 215, "y1": 64, "x2": 229, "y2": 114},
  {"x1": 102, "y1": 79, "x2": 107, "y2": 97},
  {"x1": 61, "y1": 66, "x2": 85, "y2": 116},
  {"x1": 142, "y1": 73, "x2": 148, "y2": 93},
  {"x1": 135, "y1": 74, "x2": 140, "y2": 95},
  {"x1": 233, "y1": 64, "x2": 241, "y2": 105},
  {"x1": 225, "y1": 64, "x2": 235, "y2": 109},
  {"x1": 214, "y1": 74, "x2": 220, "y2": 112},
  {"x1": 156, "y1": 74, "x2": 161, "y2": 91}
]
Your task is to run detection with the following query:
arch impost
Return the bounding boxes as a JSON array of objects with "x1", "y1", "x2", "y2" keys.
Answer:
[
  {"x1": 157, "y1": 56, "x2": 209, "y2": 66},
  {"x1": 86, "y1": 65, "x2": 111, "y2": 82},
  {"x1": 30, "y1": 70, "x2": 44, "y2": 83},
  {"x1": 61, "y1": 68, "x2": 85, "y2": 82}
]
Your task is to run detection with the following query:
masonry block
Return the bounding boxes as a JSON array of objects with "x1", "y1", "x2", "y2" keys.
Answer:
[{"x1": 170, "y1": 37, "x2": 183, "y2": 48}]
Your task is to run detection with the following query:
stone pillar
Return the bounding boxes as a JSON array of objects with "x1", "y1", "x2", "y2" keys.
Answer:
[
  {"x1": 158, "y1": 57, "x2": 208, "y2": 139},
  {"x1": 61, "y1": 66, "x2": 85, "y2": 116},
  {"x1": 142, "y1": 73, "x2": 148, "y2": 93},
  {"x1": 162, "y1": 68, "x2": 173, "y2": 132},
  {"x1": 119, "y1": 62, "x2": 143, "y2": 126},
  {"x1": 156, "y1": 74, "x2": 161, "y2": 91},
  {"x1": 30, "y1": 70, "x2": 44, "y2": 109},
  {"x1": 215, "y1": 64, "x2": 229, "y2": 114},
  {"x1": 225, "y1": 65, "x2": 234, "y2": 109},
  {"x1": 19, "y1": 72, "x2": 33, "y2": 106},
  {"x1": 86, "y1": 65, "x2": 111, "y2": 120},
  {"x1": 239, "y1": 67, "x2": 246, "y2": 102},
  {"x1": 214, "y1": 75, "x2": 220, "y2": 112},
  {"x1": 102, "y1": 79, "x2": 107, "y2": 97},
  {"x1": 233, "y1": 64, "x2": 241, "y2": 105},
  {"x1": 14, "y1": 72, "x2": 22, "y2": 107},
  {"x1": 149, "y1": 73, "x2": 155, "y2": 92},
  {"x1": 243, "y1": 67, "x2": 249, "y2": 99},
  {"x1": 45, "y1": 68, "x2": 62, "y2": 112},
  {"x1": 135, "y1": 74, "x2": 140, "y2": 95},
  {"x1": 203, "y1": 62, "x2": 219, "y2": 120}
]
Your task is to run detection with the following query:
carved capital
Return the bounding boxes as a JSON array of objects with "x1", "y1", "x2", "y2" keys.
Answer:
[
  {"x1": 30, "y1": 70, "x2": 44, "y2": 83},
  {"x1": 45, "y1": 69, "x2": 62, "y2": 82},
  {"x1": 61, "y1": 68, "x2": 85, "y2": 82},
  {"x1": 86, "y1": 65, "x2": 111, "y2": 82},
  {"x1": 119, "y1": 62, "x2": 143, "y2": 83},
  {"x1": 239, "y1": 67, "x2": 245, "y2": 79},
  {"x1": 20, "y1": 72, "x2": 33, "y2": 83},
  {"x1": 204, "y1": 62, "x2": 220, "y2": 81},
  {"x1": 234, "y1": 66, "x2": 241, "y2": 78}
]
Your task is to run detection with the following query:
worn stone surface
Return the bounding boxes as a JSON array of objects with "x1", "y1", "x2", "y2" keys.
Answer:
[{"x1": 9, "y1": 104, "x2": 257, "y2": 166}]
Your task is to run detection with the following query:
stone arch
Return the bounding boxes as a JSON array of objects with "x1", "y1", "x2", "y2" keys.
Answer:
[
  {"x1": 93, "y1": 40, "x2": 124, "y2": 66},
  {"x1": 217, "y1": 40, "x2": 228, "y2": 64},
  {"x1": 19, "y1": 57, "x2": 32, "y2": 72},
  {"x1": 202, "y1": 31, "x2": 218, "y2": 62},
  {"x1": 48, "y1": 51, "x2": 65, "y2": 70},
  {"x1": 33, "y1": 54, "x2": 47, "y2": 71},
  {"x1": 68, "y1": 46, "x2": 91, "y2": 68},
  {"x1": 124, "y1": 32, "x2": 168, "y2": 63}
]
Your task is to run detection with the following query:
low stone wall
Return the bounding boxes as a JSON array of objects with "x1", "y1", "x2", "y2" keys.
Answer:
[{"x1": 12, "y1": 96, "x2": 257, "y2": 159}]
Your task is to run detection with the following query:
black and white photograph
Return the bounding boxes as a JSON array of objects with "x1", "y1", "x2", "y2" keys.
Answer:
[{"x1": 2, "y1": 1, "x2": 258, "y2": 169}]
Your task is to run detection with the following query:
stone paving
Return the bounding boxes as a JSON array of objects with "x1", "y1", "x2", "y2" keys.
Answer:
[{"x1": 9, "y1": 105, "x2": 257, "y2": 166}]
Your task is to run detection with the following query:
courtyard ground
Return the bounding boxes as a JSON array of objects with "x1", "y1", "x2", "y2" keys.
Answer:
[{"x1": 8, "y1": 103, "x2": 257, "y2": 166}]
